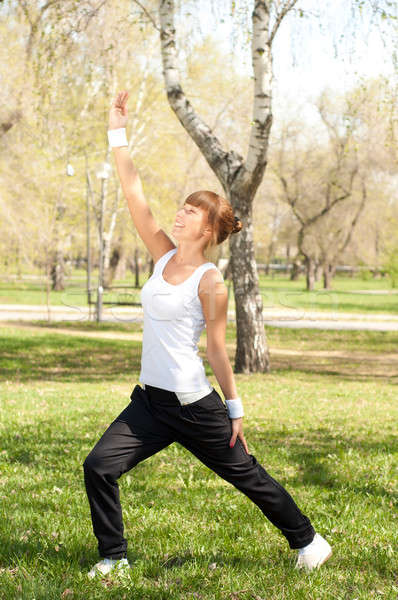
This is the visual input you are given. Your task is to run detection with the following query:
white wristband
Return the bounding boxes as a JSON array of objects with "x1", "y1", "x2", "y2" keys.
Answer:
[
  {"x1": 107, "y1": 128, "x2": 128, "y2": 148},
  {"x1": 225, "y1": 397, "x2": 244, "y2": 419}
]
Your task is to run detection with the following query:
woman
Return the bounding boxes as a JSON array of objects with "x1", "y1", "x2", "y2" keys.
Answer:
[{"x1": 83, "y1": 91, "x2": 332, "y2": 579}]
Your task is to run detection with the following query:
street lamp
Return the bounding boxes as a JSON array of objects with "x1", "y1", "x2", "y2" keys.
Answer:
[
  {"x1": 85, "y1": 158, "x2": 93, "y2": 321},
  {"x1": 95, "y1": 162, "x2": 112, "y2": 322}
]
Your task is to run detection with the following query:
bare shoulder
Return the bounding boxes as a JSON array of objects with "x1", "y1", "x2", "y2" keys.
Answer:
[
  {"x1": 198, "y1": 267, "x2": 227, "y2": 297},
  {"x1": 198, "y1": 268, "x2": 228, "y2": 350}
]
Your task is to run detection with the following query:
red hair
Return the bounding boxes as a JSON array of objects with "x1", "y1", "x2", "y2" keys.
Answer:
[{"x1": 184, "y1": 190, "x2": 242, "y2": 250}]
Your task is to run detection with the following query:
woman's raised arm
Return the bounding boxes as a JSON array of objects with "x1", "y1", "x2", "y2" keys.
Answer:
[{"x1": 108, "y1": 91, "x2": 175, "y2": 263}]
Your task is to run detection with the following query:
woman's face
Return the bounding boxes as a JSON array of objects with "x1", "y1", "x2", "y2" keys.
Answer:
[{"x1": 172, "y1": 202, "x2": 210, "y2": 243}]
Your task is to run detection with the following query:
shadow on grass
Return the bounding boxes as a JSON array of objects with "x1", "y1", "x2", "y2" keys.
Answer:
[
  {"x1": 0, "y1": 332, "x2": 142, "y2": 383},
  {"x1": 2, "y1": 417, "x2": 397, "y2": 505},
  {"x1": 249, "y1": 426, "x2": 398, "y2": 505},
  {"x1": 0, "y1": 534, "x2": 271, "y2": 589},
  {"x1": 270, "y1": 356, "x2": 398, "y2": 383},
  {"x1": 1, "y1": 327, "x2": 397, "y2": 384}
]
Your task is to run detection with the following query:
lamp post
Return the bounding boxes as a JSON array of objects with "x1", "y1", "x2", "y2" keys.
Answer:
[
  {"x1": 84, "y1": 157, "x2": 93, "y2": 320},
  {"x1": 95, "y1": 162, "x2": 111, "y2": 322}
]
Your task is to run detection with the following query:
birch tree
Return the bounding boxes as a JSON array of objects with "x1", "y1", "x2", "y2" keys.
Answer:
[{"x1": 158, "y1": 0, "x2": 302, "y2": 373}]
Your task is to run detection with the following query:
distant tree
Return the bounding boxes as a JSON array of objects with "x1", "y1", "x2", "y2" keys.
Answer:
[{"x1": 271, "y1": 84, "x2": 393, "y2": 290}]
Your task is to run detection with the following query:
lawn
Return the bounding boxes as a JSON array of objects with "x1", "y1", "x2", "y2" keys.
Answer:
[{"x1": 0, "y1": 323, "x2": 397, "y2": 599}]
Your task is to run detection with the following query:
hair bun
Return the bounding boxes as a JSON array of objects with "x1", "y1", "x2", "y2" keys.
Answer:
[{"x1": 232, "y1": 215, "x2": 242, "y2": 234}]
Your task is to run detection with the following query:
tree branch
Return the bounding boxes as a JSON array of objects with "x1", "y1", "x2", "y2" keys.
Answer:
[
  {"x1": 158, "y1": 0, "x2": 241, "y2": 190},
  {"x1": 132, "y1": 0, "x2": 160, "y2": 31},
  {"x1": 269, "y1": 0, "x2": 298, "y2": 45},
  {"x1": 339, "y1": 180, "x2": 367, "y2": 255}
]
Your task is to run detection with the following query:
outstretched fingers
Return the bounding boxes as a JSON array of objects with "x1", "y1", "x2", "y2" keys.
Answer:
[{"x1": 113, "y1": 90, "x2": 129, "y2": 112}]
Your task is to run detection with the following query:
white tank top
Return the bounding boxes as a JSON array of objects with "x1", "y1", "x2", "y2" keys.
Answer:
[{"x1": 139, "y1": 247, "x2": 222, "y2": 393}]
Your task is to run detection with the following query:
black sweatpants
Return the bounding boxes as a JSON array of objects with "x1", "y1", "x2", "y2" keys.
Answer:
[{"x1": 83, "y1": 384, "x2": 315, "y2": 559}]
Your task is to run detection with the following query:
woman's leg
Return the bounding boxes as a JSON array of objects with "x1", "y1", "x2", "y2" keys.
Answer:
[
  {"x1": 83, "y1": 385, "x2": 175, "y2": 559},
  {"x1": 173, "y1": 389, "x2": 315, "y2": 549}
]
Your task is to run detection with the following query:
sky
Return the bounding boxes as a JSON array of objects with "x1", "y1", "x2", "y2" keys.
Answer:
[{"x1": 176, "y1": 0, "x2": 397, "y2": 123}]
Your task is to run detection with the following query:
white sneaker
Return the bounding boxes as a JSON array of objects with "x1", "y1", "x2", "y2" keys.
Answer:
[
  {"x1": 295, "y1": 533, "x2": 332, "y2": 570},
  {"x1": 87, "y1": 557, "x2": 130, "y2": 579}
]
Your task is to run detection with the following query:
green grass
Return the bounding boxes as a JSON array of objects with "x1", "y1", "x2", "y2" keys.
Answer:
[
  {"x1": 0, "y1": 323, "x2": 397, "y2": 599},
  {"x1": 1, "y1": 269, "x2": 397, "y2": 315},
  {"x1": 262, "y1": 326, "x2": 398, "y2": 353},
  {"x1": 256, "y1": 275, "x2": 398, "y2": 315}
]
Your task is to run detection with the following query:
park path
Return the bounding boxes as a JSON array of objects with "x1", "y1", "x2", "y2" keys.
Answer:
[
  {"x1": 1, "y1": 304, "x2": 398, "y2": 330},
  {"x1": 1, "y1": 321, "x2": 397, "y2": 365}
]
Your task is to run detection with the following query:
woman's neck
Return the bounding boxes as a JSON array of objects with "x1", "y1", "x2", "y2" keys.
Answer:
[{"x1": 173, "y1": 244, "x2": 207, "y2": 266}]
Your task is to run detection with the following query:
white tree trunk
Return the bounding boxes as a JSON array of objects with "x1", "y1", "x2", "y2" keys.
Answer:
[{"x1": 157, "y1": 0, "x2": 296, "y2": 372}]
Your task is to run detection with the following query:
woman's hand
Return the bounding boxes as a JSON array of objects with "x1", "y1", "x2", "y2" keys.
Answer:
[
  {"x1": 229, "y1": 417, "x2": 249, "y2": 454},
  {"x1": 109, "y1": 90, "x2": 129, "y2": 130}
]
